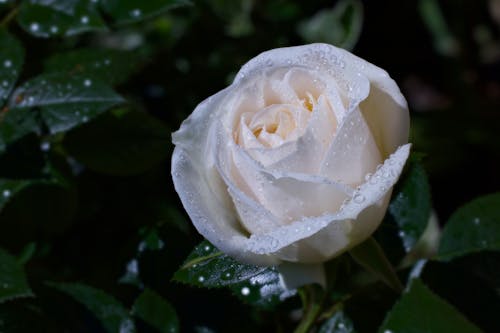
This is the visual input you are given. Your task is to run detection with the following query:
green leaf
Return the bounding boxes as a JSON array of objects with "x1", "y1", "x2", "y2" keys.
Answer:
[
  {"x1": 438, "y1": 193, "x2": 500, "y2": 261},
  {"x1": 48, "y1": 282, "x2": 136, "y2": 333},
  {"x1": 63, "y1": 111, "x2": 170, "y2": 175},
  {"x1": 0, "y1": 109, "x2": 39, "y2": 155},
  {"x1": 9, "y1": 73, "x2": 124, "y2": 134},
  {"x1": 0, "y1": 29, "x2": 24, "y2": 107},
  {"x1": 379, "y1": 279, "x2": 482, "y2": 333},
  {"x1": 132, "y1": 289, "x2": 179, "y2": 333},
  {"x1": 44, "y1": 48, "x2": 147, "y2": 85},
  {"x1": 0, "y1": 247, "x2": 33, "y2": 303},
  {"x1": 349, "y1": 237, "x2": 403, "y2": 293},
  {"x1": 173, "y1": 240, "x2": 291, "y2": 309},
  {"x1": 17, "y1": 0, "x2": 106, "y2": 38},
  {"x1": 319, "y1": 311, "x2": 357, "y2": 333},
  {"x1": 297, "y1": 0, "x2": 363, "y2": 50},
  {"x1": 389, "y1": 161, "x2": 432, "y2": 252},
  {"x1": 0, "y1": 179, "x2": 39, "y2": 211},
  {"x1": 101, "y1": 0, "x2": 191, "y2": 25}
]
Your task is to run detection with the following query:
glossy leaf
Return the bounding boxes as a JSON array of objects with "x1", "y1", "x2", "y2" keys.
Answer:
[
  {"x1": 100, "y1": 0, "x2": 191, "y2": 25},
  {"x1": 0, "y1": 178, "x2": 40, "y2": 211},
  {"x1": 48, "y1": 282, "x2": 136, "y2": 333},
  {"x1": 9, "y1": 73, "x2": 124, "y2": 134},
  {"x1": 379, "y1": 279, "x2": 482, "y2": 333},
  {"x1": 173, "y1": 240, "x2": 292, "y2": 309},
  {"x1": 132, "y1": 289, "x2": 179, "y2": 333},
  {"x1": 0, "y1": 248, "x2": 33, "y2": 303},
  {"x1": 17, "y1": 0, "x2": 106, "y2": 38},
  {"x1": 63, "y1": 111, "x2": 170, "y2": 175},
  {"x1": 297, "y1": 0, "x2": 363, "y2": 50},
  {"x1": 319, "y1": 311, "x2": 357, "y2": 333},
  {"x1": 438, "y1": 193, "x2": 500, "y2": 261},
  {"x1": 389, "y1": 161, "x2": 432, "y2": 252},
  {"x1": 0, "y1": 109, "x2": 39, "y2": 155},
  {"x1": 349, "y1": 237, "x2": 403, "y2": 293},
  {"x1": 44, "y1": 48, "x2": 146, "y2": 85},
  {"x1": 0, "y1": 30, "x2": 24, "y2": 107}
]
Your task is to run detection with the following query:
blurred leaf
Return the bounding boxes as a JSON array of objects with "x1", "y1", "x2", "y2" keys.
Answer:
[
  {"x1": 173, "y1": 240, "x2": 291, "y2": 309},
  {"x1": 319, "y1": 311, "x2": 357, "y2": 333},
  {"x1": 389, "y1": 162, "x2": 432, "y2": 252},
  {"x1": 9, "y1": 73, "x2": 124, "y2": 134},
  {"x1": 0, "y1": 29, "x2": 24, "y2": 107},
  {"x1": 48, "y1": 282, "x2": 136, "y2": 333},
  {"x1": 418, "y1": 0, "x2": 459, "y2": 56},
  {"x1": 44, "y1": 48, "x2": 146, "y2": 85},
  {"x1": 297, "y1": 0, "x2": 363, "y2": 50},
  {"x1": 379, "y1": 279, "x2": 482, "y2": 333},
  {"x1": 438, "y1": 193, "x2": 500, "y2": 261},
  {"x1": 349, "y1": 237, "x2": 403, "y2": 293},
  {"x1": 209, "y1": 0, "x2": 254, "y2": 37},
  {"x1": 0, "y1": 303, "x2": 52, "y2": 333},
  {"x1": 64, "y1": 111, "x2": 170, "y2": 175},
  {"x1": 101, "y1": 0, "x2": 191, "y2": 25},
  {"x1": 0, "y1": 247, "x2": 33, "y2": 303},
  {"x1": 17, "y1": 0, "x2": 107, "y2": 38},
  {"x1": 132, "y1": 288, "x2": 179, "y2": 333}
]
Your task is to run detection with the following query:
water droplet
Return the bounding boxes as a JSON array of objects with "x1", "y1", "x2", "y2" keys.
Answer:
[
  {"x1": 224, "y1": 272, "x2": 231, "y2": 278},
  {"x1": 1, "y1": 80, "x2": 8, "y2": 87},
  {"x1": 338, "y1": 323, "x2": 345, "y2": 329},
  {"x1": 104, "y1": 58, "x2": 111, "y2": 65},
  {"x1": 40, "y1": 141, "x2": 51, "y2": 152},
  {"x1": 398, "y1": 231, "x2": 405, "y2": 237},
  {"x1": 384, "y1": 330, "x2": 393, "y2": 333},
  {"x1": 473, "y1": 217, "x2": 480, "y2": 225},
  {"x1": 30, "y1": 22, "x2": 40, "y2": 32},
  {"x1": 3, "y1": 59, "x2": 12, "y2": 68},
  {"x1": 198, "y1": 276, "x2": 205, "y2": 283},
  {"x1": 80, "y1": 16, "x2": 89, "y2": 24},
  {"x1": 2, "y1": 189, "x2": 11, "y2": 198},
  {"x1": 204, "y1": 245, "x2": 211, "y2": 252},
  {"x1": 82, "y1": 116, "x2": 89, "y2": 123},
  {"x1": 241, "y1": 287, "x2": 250, "y2": 296},
  {"x1": 83, "y1": 79, "x2": 92, "y2": 87},
  {"x1": 50, "y1": 25, "x2": 59, "y2": 34},
  {"x1": 353, "y1": 193, "x2": 365, "y2": 204},
  {"x1": 130, "y1": 9, "x2": 142, "y2": 17}
]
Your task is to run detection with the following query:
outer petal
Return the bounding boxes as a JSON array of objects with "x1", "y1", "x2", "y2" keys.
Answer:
[
  {"x1": 172, "y1": 90, "x2": 280, "y2": 266},
  {"x1": 245, "y1": 144, "x2": 411, "y2": 263}
]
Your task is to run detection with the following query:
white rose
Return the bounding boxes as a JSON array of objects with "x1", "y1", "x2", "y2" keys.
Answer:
[{"x1": 172, "y1": 43, "x2": 410, "y2": 287}]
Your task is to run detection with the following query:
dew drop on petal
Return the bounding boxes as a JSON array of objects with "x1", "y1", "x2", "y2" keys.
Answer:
[{"x1": 353, "y1": 193, "x2": 365, "y2": 204}]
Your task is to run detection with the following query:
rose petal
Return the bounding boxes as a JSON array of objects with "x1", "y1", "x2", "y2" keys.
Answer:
[
  {"x1": 244, "y1": 144, "x2": 411, "y2": 262},
  {"x1": 172, "y1": 91, "x2": 280, "y2": 266},
  {"x1": 223, "y1": 140, "x2": 351, "y2": 225},
  {"x1": 319, "y1": 107, "x2": 382, "y2": 186},
  {"x1": 278, "y1": 262, "x2": 326, "y2": 290}
]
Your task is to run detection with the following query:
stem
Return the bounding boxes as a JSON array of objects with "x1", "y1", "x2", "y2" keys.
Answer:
[
  {"x1": 0, "y1": 5, "x2": 19, "y2": 28},
  {"x1": 294, "y1": 285, "x2": 325, "y2": 333}
]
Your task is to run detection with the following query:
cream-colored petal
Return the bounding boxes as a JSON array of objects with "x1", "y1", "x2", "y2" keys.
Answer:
[
  {"x1": 224, "y1": 141, "x2": 351, "y2": 225},
  {"x1": 319, "y1": 107, "x2": 382, "y2": 186},
  {"x1": 172, "y1": 90, "x2": 279, "y2": 266},
  {"x1": 244, "y1": 144, "x2": 411, "y2": 262}
]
